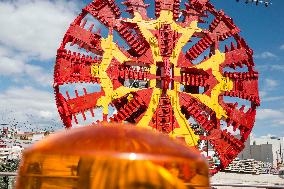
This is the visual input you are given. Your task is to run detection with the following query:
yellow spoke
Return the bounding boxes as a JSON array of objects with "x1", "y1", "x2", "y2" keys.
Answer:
[
  {"x1": 92, "y1": 34, "x2": 137, "y2": 114},
  {"x1": 188, "y1": 50, "x2": 234, "y2": 119},
  {"x1": 167, "y1": 82, "x2": 199, "y2": 146},
  {"x1": 136, "y1": 88, "x2": 162, "y2": 128}
]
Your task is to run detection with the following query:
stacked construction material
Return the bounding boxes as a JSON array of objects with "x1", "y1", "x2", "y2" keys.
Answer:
[{"x1": 223, "y1": 158, "x2": 272, "y2": 174}]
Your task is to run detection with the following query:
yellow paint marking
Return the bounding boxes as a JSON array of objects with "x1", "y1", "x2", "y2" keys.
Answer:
[
  {"x1": 167, "y1": 82, "x2": 199, "y2": 146},
  {"x1": 136, "y1": 88, "x2": 162, "y2": 128},
  {"x1": 127, "y1": 94, "x2": 134, "y2": 101},
  {"x1": 170, "y1": 20, "x2": 201, "y2": 65},
  {"x1": 111, "y1": 86, "x2": 139, "y2": 101}
]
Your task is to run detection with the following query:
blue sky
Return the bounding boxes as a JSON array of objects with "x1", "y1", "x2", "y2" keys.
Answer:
[{"x1": 0, "y1": 0, "x2": 283, "y2": 137}]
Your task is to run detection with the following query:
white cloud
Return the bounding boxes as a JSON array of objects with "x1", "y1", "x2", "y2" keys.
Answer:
[
  {"x1": 262, "y1": 96, "x2": 284, "y2": 102},
  {"x1": 264, "y1": 78, "x2": 279, "y2": 89},
  {"x1": 39, "y1": 110, "x2": 54, "y2": 119},
  {"x1": 0, "y1": 86, "x2": 61, "y2": 131},
  {"x1": 257, "y1": 109, "x2": 283, "y2": 120},
  {"x1": 24, "y1": 64, "x2": 53, "y2": 86},
  {"x1": 259, "y1": 79, "x2": 284, "y2": 102},
  {"x1": 0, "y1": 56, "x2": 25, "y2": 75},
  {"x1": 256, "y1": 109, "x2": 284, "y2": 127},
  {"x1": 0, "y1": 86, "x2": 55, "y2": 114},
  {"x1": 257, "y1": 64, "x2": 284, "y2": 72},
  {"x1": 260, "y1": 84, "x2": 284, "y2": 102},
  {"x1": 0, "y1": 0, "x2": 79, "y2": 60},
  {"x1": 0, "y1": 48, "x2": 52, "y2": 86},
  {"x1": 280, "y1": 44, "x2": 284, "y2": 50},
  {"x1": 278, "y1": 120, "x2": 284, "y2": 125},
  {"x1": 254, "y1": 51, "x2": 278, "y2": 59},
  {"x1": 270, "y1": 64, "x2": 284, "y2": 72},
  {"x1": 266, "y1": 79, "x2": 278, "y2": 87},
  {"x1": 259, "y1": 90, "x2": 267, "y2": 99},
  {"x1": 259, "y1": 134, "x2": 276, "y2": 139},
  {"x1": 0, "y1": 0, "x2": 81, "y2": 86}
]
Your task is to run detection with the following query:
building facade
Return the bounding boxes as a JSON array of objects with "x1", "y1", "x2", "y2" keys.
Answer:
[{"x1": 238, "y1": 136, "x2": 283, "y2": 166}]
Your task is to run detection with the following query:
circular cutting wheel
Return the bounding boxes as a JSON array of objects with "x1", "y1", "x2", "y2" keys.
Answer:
[{"x1": 54, "y1": 0, "x2": 260, "y2": 174}]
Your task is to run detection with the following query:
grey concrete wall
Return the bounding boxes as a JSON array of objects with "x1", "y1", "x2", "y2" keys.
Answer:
[
  {"x1": 260, "y1": 144, "x2": 273, "y2": 164},
  {"x1": 249, "y1": 143, "x2": 273, "y2": 164},
  {"x1": 250, "y1": 144, "x2": 262, "y2": 161},
  {"x1": 238, "y1": 136, "x2": 251, "y2": 160}
]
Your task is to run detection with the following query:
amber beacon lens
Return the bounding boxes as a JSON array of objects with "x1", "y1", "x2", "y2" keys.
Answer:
[{"x1": 16, "y1": 123, "x2": 210, "y2": 189}]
